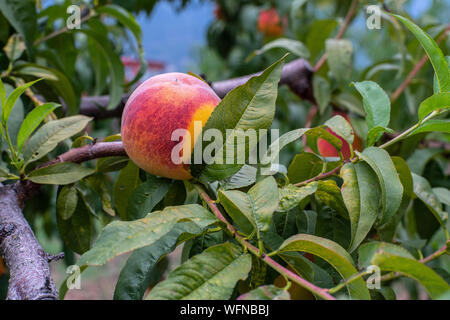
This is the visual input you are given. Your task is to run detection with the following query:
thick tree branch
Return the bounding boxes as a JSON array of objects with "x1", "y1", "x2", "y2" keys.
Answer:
[
  {"x1": 0, "y1": 141, "x2": 127, "y2": 300},
  {"x1": 0, "y1": 183, "x2": 62, "y2": 299},
  {"x1": 80, "y1": 58, "x2": 314, "y2": 118}
]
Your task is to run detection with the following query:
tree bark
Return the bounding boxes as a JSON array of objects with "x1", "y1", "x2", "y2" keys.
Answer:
[{"x1": 0, "y1": 183, "x2": 62, "y2": 299}]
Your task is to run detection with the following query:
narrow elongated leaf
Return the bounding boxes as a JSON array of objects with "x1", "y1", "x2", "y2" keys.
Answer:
[
  {"x1": 17, "y1": 103, "x2": 60, "y2": 152},
  {"x1": 359, "y1": 242, "x2": 450, "y2": 299},
  {"x1": 357, "y1": 147, "x2": 403, "y2": 227},
  {"x1": 409, "y1": 119, "x2": 450, "y2": 136},
  {"x1": 77, "y1": 204, "x2": 218, "y2": 266},
  {"x1": 114, "y1": 221, "x2": 209, "y2": 300},
  {"x1": 22, "y1": 115, "x2": 92, "y2": 166},
  {"x1": 96, "y1": 4, "x2": 145, "y2": 86},
  {"x1": 279, "y1": 234, "x2": 370, "y2": 299},
  {"x1": 77, "y1": 29, "x2": 124, "y2": 110},
  {"x1": 113, "y1": 161, "x2": 140, "y2": 220},
  {"x1": 1, "y1": 79, "x2": 41, "y2": 125},
  {"x1": 238, "y1": 285, "x2": 290, "y2": 300},
  {"x1": 27, "y1": 162, "x2": 95, "y2": 185},
  {"x1": 341, "y1": 162, "x2": 381, "y2": 252},
  {"x1": 192, "y1": 55, "x2": 286, "y2": 181},
  {"x1": 146, "y1": 242, "x2": 251, "y2": 300},
  {"x1": 352, "y1": 81, "x2": 390, "y2": 130},
  {"x1": 393, "y1": 14, "x2": 450, "y2": 92}
]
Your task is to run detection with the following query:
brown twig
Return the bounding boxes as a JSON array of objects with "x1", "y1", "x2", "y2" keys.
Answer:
[
  {"x1": 194, "y1": 184, "x2": 336, "y2": 300},
  {"x1": 293, "y1": 165, "x2": 342, "y2": 187}
]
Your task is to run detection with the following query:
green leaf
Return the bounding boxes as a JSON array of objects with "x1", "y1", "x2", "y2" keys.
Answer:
[
  {"x1": 279, "y1": 234, "x2": 370, "y2": 299},
  {"x1": 325, "y1": 39, "x2": 353, "y2": 83},
  {"x1": 0, "y1": 0, "x2": 37, "y2": 57},
  {"x1": 412, "y1": 173, "x2": 448, "y2": 227},
  {"x1": 218, "y1": 189, "x2": 256, "y2": 235},
  {"x1": 325, "y1": 115, "x2": 354, "y2": 146},
  {"x1": 114, "y1": 221, "x2": 210, "y2": 300},
  {"x1": 77, "y1": 204, "x2": 218, "y2": 266},
  {"x1": 1, "y1": 79, "x2": 41, "y2": 126},
  {"x1": 0, "y1": 78, "x2": 6, "y2": 107},
  {"x1": 341, "y1": 162, "x2": 381, "y2": 252},
  {"x1": 56, "y1": 193, "x2": 93, "y2": 254},
  {"x1": 113, "y1": 160, "x2": 140, "y2": 220},
  {"x1": 392, "y1": 14, "x2": 450, "y2": 92},
  {"x1": 250, "y1": 38, "x2": 309, "y2": 60},
  {"x1": 357, "y1": 147, "x2": 403, "y2": 227},
  {"x1": 359, "y1": 242, "x2": 450, "y2": 299},
  {"x1": 77, "y1": 29, "x2": 124, "y2": 110},
  {"x1": 96, "y1": 4, "x2": 145, "y2": 86},
  {"x1": 409, "y1": 119, "x2": 450, "y2": 136},
  {"x1": 313, "y1": 75, "x2": 331, "y2": 114},
  {"x1": 352, "y1": 81, "x2": 391, "y2": 130},
  {"x1": 192, "y1": 55, "x2": 286, "y2": 181},
  {"x1": 316, "y1": 180, "x2": 348, "y2": 218},
  {"x1": 27, "y1": 162, "x2": 95, "y2": 185},
  {"x1": 238, "y1": 285, "x2": 290, "y2": 300},
  {"x1": 22, "y1": 115, "x2": 92, "y2": 166},
  {"x1": 278, "y1": 182, "x2": 318, "y2": 212},
  {"x1": 261, "y1": 128, "x2": 309, "y2": 170},
  {"x1": 14, "y1": 64, "x2": 78, "y2": 114},
  {"x1": 56, "y1": 184, "x2": 78, "y2": 220},
  {"x1": 96, "y1": 156, "x2": 129, "y2": 172},
  {"x1": 287, "y1": 152, "x2": 323, "y2": 184},
  {"x1": 417, "y1": 92, "x2": 450, "y2": 121},
  {"x1": 367, "y1": 126, "x2": 394, "y2": 146},
  {"x1": 127, "y1": 176, "x2": 171, "y2": 220},
  {"x1": 146, "y1": 242, "x2": 251, "y2": 300},
  {"x1": 221, "y1": 164, "x2": 257, "y2": 190},
  {"x1": 16, "y1": 103, "x2": 60, "y2": 152},
  {"x1": 219, "y1": 176, "x2": 278, "y2": 237}
]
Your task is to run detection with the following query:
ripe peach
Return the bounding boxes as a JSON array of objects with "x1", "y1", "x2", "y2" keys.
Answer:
[
  {"x1": 121, "y1": 73, "x2": 221, "y2": 180},
  {"x1": 257, "y1": 8, "x2": 285, "y2": 37},
  {"x1": 317, "y1": 111, "x2": 363, "y2": 160}
]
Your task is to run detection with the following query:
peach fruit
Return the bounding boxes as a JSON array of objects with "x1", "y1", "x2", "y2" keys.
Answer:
[
  {"x1": 317, "y1": 111, "x2": 363, "y2": 160},
  {"x1": 257, "y1": 8, "x2": 285, "y2": 37},
  {"x1": 121, "y1": 73, "x2": 221, "y2": 180}
]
